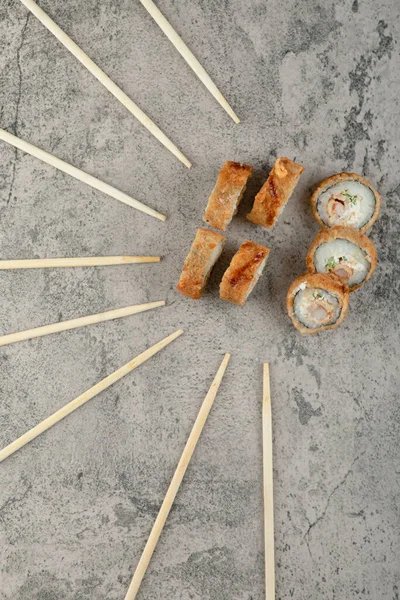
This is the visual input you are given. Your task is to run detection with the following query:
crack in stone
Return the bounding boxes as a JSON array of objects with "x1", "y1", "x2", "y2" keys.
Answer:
[
  {"x1": 303, "y1": 452, "x2": 366, "y2": 556},
  {"x1": 7, "y1": 149, "x2": 18, "y2": 208},
  {"x1": 7, "y1": 13, "x2": 30, "y2": 206},
  {"x1": 14, "y1": 13, "x2": 30, "y2": 133},
  {"x1": 0, "y1": 480, "x2": 32, "y2": 523}
]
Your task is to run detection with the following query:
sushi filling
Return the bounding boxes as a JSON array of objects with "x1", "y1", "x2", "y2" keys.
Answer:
[
  {"x1": 332, "y1": 263, "x2": 352, "y2": 281},
  {"x1": 313, "y1": 238, "x2": 370, "y2": 287},
  {"x1": 316, "y1": 181, "x2": 376, "y2": 229},
  {"x1": 294, "y1": 287, "x2": 341, "y2": 329}
]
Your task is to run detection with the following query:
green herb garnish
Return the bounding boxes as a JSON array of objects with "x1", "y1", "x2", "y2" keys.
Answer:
[
  {"x1": 339, "y1": 256, "x2": 348, "y2": 263},
  {"x1": 313, "y1": 292, "x2": 323, "y2": 299},
  {"x1": 342, "y1": 190, "x2": 359, "y2": 205},
  {"x1": 325, "y1": 257, "x2": 336, "y2": 270}
]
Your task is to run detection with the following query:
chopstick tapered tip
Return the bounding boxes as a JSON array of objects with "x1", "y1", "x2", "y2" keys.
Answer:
[
  {"x1": 162, "y1": 328, "x2": 183, "y2": 346},
  {"x1": 263, "y1": 364, "x2": 271, "y2": 405},
  {"x1": 263, "y1": 363, "x2": 270, "y2": 379},
  {"x1": 218, "y1": 353, "x2": 231, "y2": 372},
  {"x1": 165, "y1": 328, "x2": 184, "y2": 340},
  {"x1": 225, "y1": 105, "x2": 240, "y2": 123},
  {"x1": 168, "y1": 329, "x2": 184, "y2": 340},
  {"x1": 177, "y1": 152, "x2": 192, "y2": 169}
]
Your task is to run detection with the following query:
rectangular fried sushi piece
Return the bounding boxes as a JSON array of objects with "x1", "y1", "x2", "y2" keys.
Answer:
[
  {"x1": 247, "y1": 157, "x2": 304, "y2": 228},
  {"x1": 220, "y1": 240, "x2": 270, "y2": 307},
  {"x1": 203, "y1": 161, "x2": 253, "y2": 231},
  {"x1": 177, "y1": 228, "x2": 226, "y2": 300}
]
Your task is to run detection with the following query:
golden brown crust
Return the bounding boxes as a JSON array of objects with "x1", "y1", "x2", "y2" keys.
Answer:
[
  {"x1": 246, "y1": 157, "x2": 304, "y2": 228},
  {"x1": 220, "y1": 240, "x2": 270, "y2": 307},
  {"x1": 306, "y1": 226, "x2": 378, "y2": 292},
  {"x1": 310, "y1": 172, "x2": 381, "y2": 232},
  {"x1": 203, "y1": 161, "x2": 253, "y2": 231},
  {"x1": 177, "y1": 228, "x2": 225, "y2": 300},
  {"x1": 286, "y1": 273, "x2": 349, "y2": 334}
]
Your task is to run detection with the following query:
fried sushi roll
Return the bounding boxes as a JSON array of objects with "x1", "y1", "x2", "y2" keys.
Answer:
[
  {"x1": 203, "y1": 161, "x2": 253, "y2": 231},
  {"x1": 306, "y1": 227, "x2": 377, "y2": 292},
  {"x1": 287, "y1": 273, "x2": 349, "y2": 334},
  {"x1": 247, "y1": 157, "x2": 304, "y2": 228},
  {"x1": 177, "y1": 228, "x2": 225, "y2": 300},
  {"x1": 310, "y1": 173, "x2": 381, "y2": 232},
  {"x1": 220, "y1": 240, "x2": 270, "y2": 307}
]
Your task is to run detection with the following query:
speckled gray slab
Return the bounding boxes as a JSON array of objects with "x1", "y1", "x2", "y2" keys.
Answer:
[{"x1": 0, "y1": 0, "x2": 399, "y2": 598}]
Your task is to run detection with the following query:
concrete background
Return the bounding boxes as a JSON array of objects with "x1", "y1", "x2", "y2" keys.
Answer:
[{"x1": 0, "y1": 0, "x2": 399, "y2": 598}]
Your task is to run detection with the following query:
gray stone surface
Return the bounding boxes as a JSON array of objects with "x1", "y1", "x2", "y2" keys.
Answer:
[{"x1": 0, "y1": 0, "x2": 399, "y2": 598}]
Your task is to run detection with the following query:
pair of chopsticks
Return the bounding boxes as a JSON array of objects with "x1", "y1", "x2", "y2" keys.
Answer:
[
  {"x1": 124, "y1": 361, "x2": 276, "y2": 600},
  {"x1": 0, "y1": 342, "x2": 231, "y2": 594},
  {"x1": 0, "y1": 351, "x2": 275, "y2": 599},
  {"x1": 0, "y1": 256, "x2": 162, "y2": 347},
  {"x1": 1, "y1": 1, "x2": 239, "y2": 219},
  {"x1": 19, "y1": 0, "x2": 238, "y2": 153},
  {"x1": 0, "y1": 329, "x2": 184, "y2": 462}
]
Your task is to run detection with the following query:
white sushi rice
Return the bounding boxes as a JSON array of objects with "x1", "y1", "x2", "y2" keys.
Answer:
[
  {"x1": 317, "y1": 180, "x2": 376, "y2": 228},
  {"x1": 314, "y1": 238, "x2": 370, "y2": 287},
  {"x1": 294, "y1": 288, "x2": 341, "y2": 329},
  {"x1": 200, "y1": 241, "x2": 224, "y2": 293},
  {"x1": 242, "y1": 254, "x2": 269, "y2": 302}
]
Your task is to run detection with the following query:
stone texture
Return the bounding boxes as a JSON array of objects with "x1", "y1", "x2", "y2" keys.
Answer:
[{"x1": 0, "y1": 0, "x2": 399, "y2": 598}]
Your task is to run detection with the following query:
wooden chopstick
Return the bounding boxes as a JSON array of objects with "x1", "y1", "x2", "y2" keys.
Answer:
[
  {"x1": 263, "y1": 363, "x2": 275, "y2": 599},
  {"x1": 0, "y1": 329, "x2": 183, "y2": 463},
  {"x1": 0, "y1": 301, "x2": 165, "y2": 348},
  {"x1": 140, "y1": 0, "x2": 240, "y2": 124},
  {"x1": 124, "y1": 353, "x2": 231, "y2": 599},
  {"x1": 0, "y1": 129, "x2": 166, "y2": 221},
  {"x1": 0, "y1": 256, "x2": 160, "y2": 269},
  {"x1": 18, "y1": 0, "x2": 191, "y2": 168}
]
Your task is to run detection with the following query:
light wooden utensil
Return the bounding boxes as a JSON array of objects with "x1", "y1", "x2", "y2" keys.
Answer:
[
  {"x1": 0, "y1": 329, "x2": 183, "y2": 463},
  {"x1": 0, "y1": 301, "x2": 165, "y2": 348},
  {"x1": 124, "y1": 353, "x2": 231, "y2": 600},
  {"x1": 0, "y1": 129, "x2": 166, "y2": 221},
  {"x1": 263, "y1": 363, "x2": 275, "y2": 599},
  {"x1": 0, "y1": 256, "x2": 160, "y2": 269},
  {"x1": 18, "y1": 0, "x2": 191, "y2": 168},
  {"x1": 139, "y1": 0, "x2": 240, "y2": 124}
]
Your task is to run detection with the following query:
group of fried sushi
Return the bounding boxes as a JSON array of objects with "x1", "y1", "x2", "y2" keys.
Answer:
[
  {"x1": 288, "y1": 172, "x2": 380, "y2": 334},
  {"x1": 176, "y1": 159, "x2": 380, "y2": 334},
  {"x1": 177, "y1": 157, "x2": 304, "y2": 306}
]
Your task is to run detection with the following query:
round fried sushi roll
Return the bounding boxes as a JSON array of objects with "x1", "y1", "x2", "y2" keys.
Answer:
[
  {"x1": 287, "y1": 273, "x2": 349, "y2": 334},
  {"x1": 306, "y1": 227, "x2": 377, "y2": 292},
  {"x1": 310, "y1": 173, "x2": 380, "y2": 232}
]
